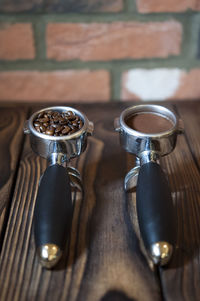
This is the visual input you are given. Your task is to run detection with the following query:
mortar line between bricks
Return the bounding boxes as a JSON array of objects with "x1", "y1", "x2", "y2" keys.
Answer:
[
  {"x1": 180, "y1": 16, "x2": 197, "y2": 60},
  {"x1": 1, "y1": 58, "x2": 200, "y2": 71},
  {"x1": 190, "y1": 14, "x2": 200, "y2": 59},
  {"x1": 0, "y1": 12, "x2": 200, "y2": 23},
  {"x1": 32, "y1": 19, "x2": 46, "y2": 60},
  {"x1": 110, "y1": 69, "x2": 121, "y2": 100},
  {"x1": 125, "y1": 0, "x2": 137, "y2": 13}
]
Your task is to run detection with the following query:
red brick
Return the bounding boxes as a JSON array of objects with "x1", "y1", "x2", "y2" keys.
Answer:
[
  {"x1": 121, "y1": 68, "x2": 200, "y2": 101},
  {"x1": 0, "y1": 0, "x2": 42, "y2": 13},
  {"x1": 0, "y1": 70, "x2": 110, "y2": 102},
  {"x1": 45, "y1": 0, "x2": 123, "y2": 13},
  {"x1": 0, "y1": 0, "x2": 123, "y2": 13},
  {"x1": 95, "y1": 0, "x2": 123, "y2": 12},
  {"x1": 195, "y1": 1, "x2": 200, "y2": 10},
  {"x1": 136, "y1": 0, "x2": 200, "y2": 13},
  {"x1": 47, "y1": 21, "x2": 182, "y2": 61},
  {"x1": 0, "y1": 23, "x2": 35, "y2": 60},
  {"x1": 173, "y1": 69, "x2": 200, "y2": 100}
]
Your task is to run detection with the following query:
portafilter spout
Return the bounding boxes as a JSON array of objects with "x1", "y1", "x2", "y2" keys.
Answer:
[{"x1": 24, "y1": 106, "x2": 93, "y2": 268}]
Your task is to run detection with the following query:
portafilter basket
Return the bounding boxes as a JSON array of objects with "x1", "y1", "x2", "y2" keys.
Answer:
[
  {"x1": 115, "y1": 104, "x2": 183, "y2": 266},
  {"x1": 24, "y1": 106, "x2": 93, "y2": 268}
]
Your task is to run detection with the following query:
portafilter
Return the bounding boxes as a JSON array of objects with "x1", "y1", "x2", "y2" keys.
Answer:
[
  {"x1": 115, "y1": 104, "x2": 183, "y2": 266},
  {"x1": 24, "y1": 106, "x2": 93, "y2": 268}
]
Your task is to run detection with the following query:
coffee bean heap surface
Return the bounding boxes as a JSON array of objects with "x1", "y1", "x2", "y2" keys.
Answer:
[{"x1": 33, "y1": 110, "x2": 83, "y2": 136}]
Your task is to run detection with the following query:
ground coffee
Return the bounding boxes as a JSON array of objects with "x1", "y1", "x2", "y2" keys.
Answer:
[
  {"x1": 125, "y1": 112, "x2": 174, "y2": 134},
  {"x1": 33, "y1": 110, "x2": 83, "y2": 136}
]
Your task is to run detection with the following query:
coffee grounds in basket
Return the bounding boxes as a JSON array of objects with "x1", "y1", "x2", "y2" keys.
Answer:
[
  {"x1": 33, "y1": 110, "x2": 83, "y2": 136},
  {"x1": 125, "y1": 112, "x2": 174, "y2": 134}
]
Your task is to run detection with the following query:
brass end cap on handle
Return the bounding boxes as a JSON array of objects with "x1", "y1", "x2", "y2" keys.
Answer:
[
  {"x1": 150, "y1": 242, "x2": 173, "y2": 266},
  {"x1": 37, "y1": 244, "x2": 62, "y2": 269}
]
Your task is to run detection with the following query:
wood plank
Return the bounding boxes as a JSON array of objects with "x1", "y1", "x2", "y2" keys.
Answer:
[
  {"x1": 0, "y1": 103, "x2": 161, "y2": 301},
  {"x1": 158, "y1": 102, "x2": 200, "y2": 301},
  {"x1": 175, "y1": 102, "x2": 200, "y2": 169},
  {"x1": 0, "y1": 105, "x2": 27, "y2": 240}
]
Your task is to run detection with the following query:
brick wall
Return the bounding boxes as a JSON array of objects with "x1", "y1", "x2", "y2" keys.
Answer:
[{"x1": 0, "y1": 0, "x2": 200, "y2": 103}]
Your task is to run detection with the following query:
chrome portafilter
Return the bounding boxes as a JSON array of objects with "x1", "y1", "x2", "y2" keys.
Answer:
[
  {"x1": 115, "y1": 104, "x2": 183, "y2": 266},
  {"x1": 24, "y1": 106, "x2": 93, "y2": 268}
]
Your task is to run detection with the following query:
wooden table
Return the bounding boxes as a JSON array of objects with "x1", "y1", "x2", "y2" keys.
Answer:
[{"x1": 0, "y1": 102, "x2": 199, "y2": 301}]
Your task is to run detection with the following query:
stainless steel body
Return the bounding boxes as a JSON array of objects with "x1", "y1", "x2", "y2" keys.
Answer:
[
  {"x1": 115, "y1": 104, "x2": 181, "y2": 160},
  {"x1": 115, "y1": 104, "x2": 183, "y2": 189},
  {"x1": 24, "y1": 106, "x2": 93, "y2": 268},
  {"x1": 24, "y1": 106, "x2": 93, "y2": 162},
  {"x1": 115, "y1": 104, "x2": 183, "y2": 266}
]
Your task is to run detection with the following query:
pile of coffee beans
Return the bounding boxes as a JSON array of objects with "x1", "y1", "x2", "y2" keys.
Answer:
[{"x1": 33, "y1": 110, "x2": 83, "y2": 136}]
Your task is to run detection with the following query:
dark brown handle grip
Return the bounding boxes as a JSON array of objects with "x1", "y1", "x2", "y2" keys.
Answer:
[
  {"x1": 34, "y1": 164, "x2": 73, "y2": 251},
  {"x1": 136, "y1": 162, "x2": 176, "y2": 257}
]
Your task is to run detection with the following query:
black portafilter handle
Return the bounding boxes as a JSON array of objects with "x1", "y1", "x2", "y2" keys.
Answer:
[
  {"x1": 136, "y1": 161, "x2": 176, "y2": 266},
  {"x1": 34, "y1": 164, "x2": 73, "y2": 269}
]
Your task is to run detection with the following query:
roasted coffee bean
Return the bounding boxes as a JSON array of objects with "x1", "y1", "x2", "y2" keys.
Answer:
[
  {"x1": 34, "y1": 121, "x2": 41, "y2": 127},
  {"x1": 47, "y1": 111, "x2": 53, "y2": 117},
  {"x1": 49, "y1": 118, "x2": 55, "y2": 124},
  {"x1": 72, "y1": 121, "x2": 79, "y2": 127},
  {"x1": 38, "y1": 112, "x2": 44, "y2": 119},
  {"x1": 79, "y1": 120, "x2": 83, "y2": 128},
  {"x1": 53, "y1": 117, "x2": 59, "y2": 123},
  {"x1": 73, "y1": 116, "x2": 79, "y2": 121},
  {"x1": 40, "y1": 125, "x2": 46, "y2": 132},
  {"x1": 35, "y1": 126, "x2": 41, "y2": 132},
  {"x1": 38, "y1": 117, "x2": 49, "y2": 123},
  {"x1": 70, "y1": 129, "x2": 76, "y2": 134},
  {"x1": 45, "y1": 128, "x2": 55, "y2": 136},
  {"x1": 68, "y1": 115, "x2": 76, "y2": 121},
  {"x1": 59, "y1": 117, "x2": 68, "y2": 125},
  {"x1": 68, "y1": 123, "x2": 76, "y2": 129},
  {"x1": 53, "y1": 112, "x2": 59, "y2": 117},
  {"x1": 33, "y1": 109, "x2": 83, "y2": 136},
  {"x1": 55, "y1": 125, "x2": 64, "y2": 133},
  {"x1": 66, "y1": 111, "x2": 74, "y2": 116},
  {"x1": 62, "y1": 126, "x2": 71, "y2": 135}
]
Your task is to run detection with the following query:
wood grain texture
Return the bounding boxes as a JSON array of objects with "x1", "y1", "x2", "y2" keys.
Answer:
[
  {"x1": 0, "y1": 103, "x2": 161, "y2": 301},
  {"x1": 159, "y1": 103, "x2": 200, "y2": 300},
  {"x1": 1, "y1": 102, "x2": 200, "y2": 301},
  {"x1": 177, "y1": 103, "x2": 200, "y2": 169},
  {"x1": 0, "y1": 105, "x2": 27, "y2": 238}
]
